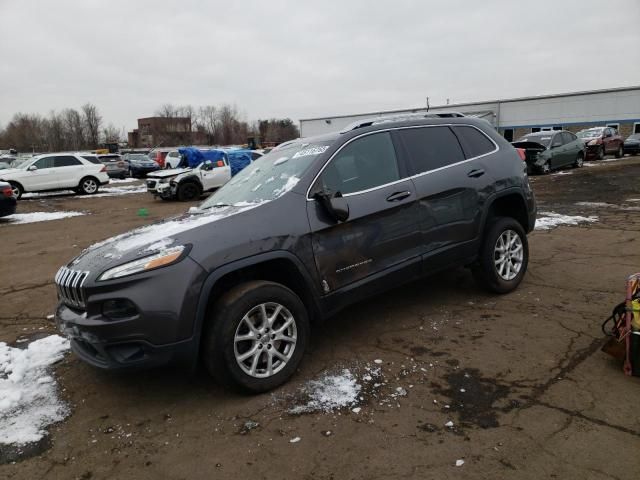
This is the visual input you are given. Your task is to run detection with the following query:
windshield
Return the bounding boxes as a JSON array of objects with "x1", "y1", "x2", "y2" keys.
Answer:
[
  {"x1": 17, "y1": 158, "x2": 36, "y2": 169},
  {"x1": 577, "y1": 129, "x2": 603, "y2": 138},
  {"x1": 516, "y1": 134, "x2": 553, "y2": 147},
  {"x1": 200, "y1": 141, "x2": 332, "y2": 208}
]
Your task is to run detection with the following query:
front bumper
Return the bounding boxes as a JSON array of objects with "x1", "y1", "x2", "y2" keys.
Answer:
[{"x1": 54, "y1": 256, "x2": 207, "y2": 369}]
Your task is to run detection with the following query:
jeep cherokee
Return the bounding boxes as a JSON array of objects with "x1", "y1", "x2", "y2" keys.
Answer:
[{"x1": 54, "y1": 115, "x2": 536, "y2": 392}]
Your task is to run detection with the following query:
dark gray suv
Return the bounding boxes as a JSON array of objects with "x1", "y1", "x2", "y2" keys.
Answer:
[{"x1": 55, "y1": 115, "x2": 536, "y2": 392}]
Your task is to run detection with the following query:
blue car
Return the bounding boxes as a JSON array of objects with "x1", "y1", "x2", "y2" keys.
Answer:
[{"x1": 125, "y1": 153, "x2": 160, "y2": 178}]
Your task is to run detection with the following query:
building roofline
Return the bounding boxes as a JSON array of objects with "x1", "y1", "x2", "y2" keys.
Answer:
[{"x1": 299, "y1": 85, "x2": 640, "y2": 122}]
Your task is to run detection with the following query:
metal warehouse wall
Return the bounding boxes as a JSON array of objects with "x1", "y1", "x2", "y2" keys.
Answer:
[
  {"x1": 299, "y1": 86, "x2": 640, "y2": 137},
  {"x1": 498, "y1": 88, "x2": 640, "y2": 129}
]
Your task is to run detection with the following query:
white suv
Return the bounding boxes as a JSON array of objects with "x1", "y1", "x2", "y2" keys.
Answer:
[{"x1": 0, "y1": 153, "x2": 110, "y2": 199}]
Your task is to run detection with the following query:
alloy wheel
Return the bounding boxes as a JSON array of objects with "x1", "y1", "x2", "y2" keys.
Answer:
[
  {"x1": 82, "y1": 179, "x2": 97, "y2": 193},
  {"x1": 493, "y1": 229, "x2": 524, "y2": 281},
  {"x1": 234, "y1": 302, "x2": 297, "y2": 378}
]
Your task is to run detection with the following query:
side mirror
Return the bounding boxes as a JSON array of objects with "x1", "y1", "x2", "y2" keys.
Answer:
[
  {"x1": 28, "y1": 165, "x2": 37, "y2": 171},
  {"x1": 202, "y1": 161, "x2": 213, "y2": 171},
  {"x1": 315, "y1": 190, "x2": 349, "y2": 222}
]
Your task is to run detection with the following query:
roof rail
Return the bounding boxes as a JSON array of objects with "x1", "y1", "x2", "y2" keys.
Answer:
[{"x1": 340, "y1": 111, "x2": 466, "y2": 133}]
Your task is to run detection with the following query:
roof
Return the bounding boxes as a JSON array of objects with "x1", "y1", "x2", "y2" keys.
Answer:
[{"x1": 299, "y1": 85, "x2": 640, "y2": 122}]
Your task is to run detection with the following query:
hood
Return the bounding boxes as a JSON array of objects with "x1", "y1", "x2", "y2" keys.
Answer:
[
  {"x1": 511, "y1": 141, "x2": 547, "y2": 151},
  {"x1": 69, "y1": 202, "x2": 268, "y2": 274},
  {"x1": 625, "y1": 138, "x2": 640, "y2": 144},
  {"x1": 147, "y1": 168, "x2": 191, "y2": 178}
]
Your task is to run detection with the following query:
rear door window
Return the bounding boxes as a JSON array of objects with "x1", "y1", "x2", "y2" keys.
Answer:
[
  {"x1": 319, "y1": 132, "x2": 400, "y2": 195},
  {"x1": 54, "y1": 156, "x2": 82, "y2": 167},
  {"x1": 397, "y1": 126, "x2": 465, "y2": 174},
  {"x1": 451, "y1": 126, "x2": 496, "y2": 159},
  {"x1": 561, "y1": 132, "x2": 575, "y2": 144}
]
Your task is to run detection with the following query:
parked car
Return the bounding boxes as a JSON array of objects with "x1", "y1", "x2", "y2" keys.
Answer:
[
  {"x1": 623, "y1": 133, "x2": 640, "y2": 156},
  {"x1": 126, "y1": 153, "x2": 160, "y2": 178},
  {"x1": 54, "y1": 115, "x2": 535, "y2": 392},
  {"x1": 576, "y1": 127, "x2": 624, "y2": 160},
  {"x1": 96, "y1": 154, "x2": 128, "y2": 179},
  {"x1": 164, "y1": 150, "x2": 182, "y2": 169},
  {"x1": 148, "y1": 149, "x2": 170, "y2": 169},
  {"x1": 0, "y1": 181, "x2": 17, "y2": 217},
  {"x1": 0, "y1": 153, "x2": 109, "y2": 199},
  {"x1": 512, "y1": 130, "x2": 585, "y2": 174},
  {"x1": 146, "y1": 159, "x2": 231, "y2": 201}
]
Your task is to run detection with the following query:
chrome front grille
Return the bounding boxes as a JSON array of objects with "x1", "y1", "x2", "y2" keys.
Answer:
[{"x1": 55, "y1": 267, "x2": 89, "y2": 309}]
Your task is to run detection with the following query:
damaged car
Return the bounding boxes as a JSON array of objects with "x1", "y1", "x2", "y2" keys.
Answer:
[{"x1": 512, "y1": 130, "x2": 585, "y2": 174}]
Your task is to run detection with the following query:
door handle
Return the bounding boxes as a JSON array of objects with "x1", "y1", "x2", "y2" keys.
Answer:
[
  {"x1": 467, "y1": 168, "x2": 485, "y2": 178},
  {"x1": 386, "y1": 191, "x2": 412, "y2": 202}
]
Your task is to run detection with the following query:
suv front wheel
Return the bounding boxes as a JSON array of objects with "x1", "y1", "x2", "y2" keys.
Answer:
[
  {"x1": 202, "y1": 281, "x2": 309, "y2": 393},
  {"x1": 473, "y1": 217, "x2": 529, "y2": 294}
]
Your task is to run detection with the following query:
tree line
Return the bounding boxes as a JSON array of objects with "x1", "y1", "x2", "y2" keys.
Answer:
[{"x1": 0, "y1": 102, "x2": 299, "y2": 153}]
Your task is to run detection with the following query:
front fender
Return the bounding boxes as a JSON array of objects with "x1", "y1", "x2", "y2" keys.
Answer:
[{"x1": 188, "y1": 250, "x2": 322, "y2": 368}]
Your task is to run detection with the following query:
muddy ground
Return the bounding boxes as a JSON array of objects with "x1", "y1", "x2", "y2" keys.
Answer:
[{"x1": 2, "y1": 157, "x2": 640, "y2": 479}]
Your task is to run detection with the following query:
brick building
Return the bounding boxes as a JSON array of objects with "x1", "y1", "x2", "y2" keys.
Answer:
[
  {"x1": 299, "y1": 85, "x2": 640, "y2": 141},
  {"x1": 128, "y1": 117, "x2": 202, "y2": 148}
]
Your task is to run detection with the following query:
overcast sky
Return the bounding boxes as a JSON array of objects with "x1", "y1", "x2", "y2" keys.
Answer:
[{"x1": 1, "y1": 0, "x2": 639, "y2": 131}]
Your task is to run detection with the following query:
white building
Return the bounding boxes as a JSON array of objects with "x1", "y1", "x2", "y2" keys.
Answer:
[{"x1": 299, "y1": 85, "x2": 640, "y2": 141}]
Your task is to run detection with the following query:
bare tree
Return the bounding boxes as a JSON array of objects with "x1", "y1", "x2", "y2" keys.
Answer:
[
  {"x1": 81, "y1": 103, "x2": 102, "y2": 148},
  {"x1": 102, "y1": 123, "x2": 120, "y2": 144}
]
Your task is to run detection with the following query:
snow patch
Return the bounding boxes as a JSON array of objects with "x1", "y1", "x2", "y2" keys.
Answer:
[
  {"x1": 109, "y1": 178, "x2": 139, "y2": 184},
  {"x1": 0, "y1": 335, "x2": 70, "y2": 445},
  {"x1": 289, "y1": 369, "x2": 362, "y2": 414},
  {"x1": 551, "y1": 170, "x2": 572, "y2": 176},
  {"x1": 1, "y1": 211, "x2": 85, "y2": 225},
  {"x1": 273, "y1": 176, "x2": 299, "y2": 197},
  {"x1": 81, "y1": 202, "x2": 266, "y2": 259},
  {"x1": 535, "y1": 212, "x2": 598, "y2": 230}
]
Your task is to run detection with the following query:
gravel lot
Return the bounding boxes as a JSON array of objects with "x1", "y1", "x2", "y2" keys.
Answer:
[{"x1": 2, "y1": 158, "x2": 640, "y2": 479}]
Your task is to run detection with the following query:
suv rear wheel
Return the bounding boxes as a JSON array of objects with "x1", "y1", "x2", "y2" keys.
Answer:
[
  {"x1": 615, "y1": 145, "x2": 623, "y2": 158},
  {"x1": 202, "y1": 281, "x2": 309, "y2": 393},
  {"x1": 77, "y1": 176, "x2": 99, "y2": 195},
  {"x1": 473, "y1": 217, "x2": 529, "y2": 294}
]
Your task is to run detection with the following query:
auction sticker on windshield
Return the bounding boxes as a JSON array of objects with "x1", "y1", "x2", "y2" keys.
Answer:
[{"x1": 292, "y1": 146, "x2": 329, "y2": 158}]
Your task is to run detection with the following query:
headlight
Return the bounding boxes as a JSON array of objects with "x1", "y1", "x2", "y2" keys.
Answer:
[
  {"x1": 159, "y1": 178, "x2": 168, "y2": 184},
  {"x1": 588, "y1": 139, "x2": 598, "y2": 146},
  {"x1": 98, "y1": 245, "x2": 186, "y2": 281}
]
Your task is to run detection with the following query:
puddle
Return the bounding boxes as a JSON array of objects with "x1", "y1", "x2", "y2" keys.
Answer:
[{"x1": 433, "y1": 368, "x2": 516, "y2": 429}]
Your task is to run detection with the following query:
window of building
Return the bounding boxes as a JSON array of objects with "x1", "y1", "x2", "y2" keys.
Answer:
[
  {"x1": 54, "y1": 156, "x2": 82, "y2": 167},
  {"x1": 397, "y1": 126, "x2": 465, "y2": 174},
  {"x1": 320, "y1": 132, "x2": 400, "y2": 195},
  {"x1": 502, "y1": 128, "x2": 514, "y2": 142},
  {"x1": 606, "y1": 123, "x2": 620, "y2": 133},
  {"x1": 552, "y1": 126, "x2": 563, "y2": 131},
  {"x1": 452, "y1": 126, "x2": 496, "y2": 159},
  {"x1": 531, "y1": 127, "x2": 541, "y2": 133},
  {"x1": 634, "y1": 123, "x2": 640, "y2": 134}
]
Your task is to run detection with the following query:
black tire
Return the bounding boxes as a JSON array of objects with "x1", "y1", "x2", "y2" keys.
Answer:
[
  {"x1": 472, "y1": 216, "x2": 529, "y2": 294},
  {"x1": 202, "y1": 281, "x2": 309, "y2": 393},
  {"x1": 77, "y1": 176, "x2": 100, "y2": 195},
  {"x1": 597, "y1": 145, "x2": 605, "y2": 160},
  {"x1": 9, "y1": 182, "x2": 23, "y2": 200},
  {"x1": 615, "y1": 145, "x2": 623, "y2": 159},
  {"x1": 574, "y1": 152, "x2": 584, "y2": 168},
  {"x1": 177, "y1": 181, "x2": 201, "y2": 201}
]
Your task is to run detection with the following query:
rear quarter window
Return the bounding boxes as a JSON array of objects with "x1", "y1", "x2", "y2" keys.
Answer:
[
  {"x1": 82, "y1": 156, "x2": 101, "y2": 164},
  {"x1": 451, "y1": 126, "x2": 496, "y2": 159},
  {"x1": 397, "y1": 126, "x2": 465, "y2": 174}
]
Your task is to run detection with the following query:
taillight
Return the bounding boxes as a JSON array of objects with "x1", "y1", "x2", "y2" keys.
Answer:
[
  {"x1": 516, "y1": 148, "x2": 526, "y2": 161},
  {"x1": 2, "y1": 187, "x2": 13, "y2": 197},
  {"x1": 117, "y1": 161, "x2": 125, "y2": 167},
  {"x1": 100, "y1": 165, "x2": 107, "y2": 172}
]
